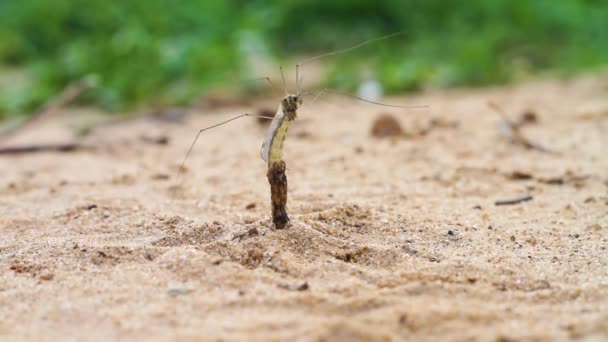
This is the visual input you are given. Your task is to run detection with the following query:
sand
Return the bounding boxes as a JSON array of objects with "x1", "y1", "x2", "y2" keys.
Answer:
[{"x1": 1, "y1": 75, "x2": 607, "y2": 341}]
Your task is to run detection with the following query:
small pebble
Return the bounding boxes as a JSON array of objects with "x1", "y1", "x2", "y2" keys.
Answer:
[
  {"x1": 371, "y1": 113, "x2": 403, "y2": 138},
  {"x1": 278, "y1": 282, "x2": 310, "y2": 291},
  {"x1": 167, "y1": 286, "x2": 189, "y2": 296}
]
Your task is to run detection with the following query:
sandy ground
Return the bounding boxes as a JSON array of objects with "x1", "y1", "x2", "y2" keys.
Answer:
[{"x1": 1, "y1": 75, "x2": 607, "y2": 341}]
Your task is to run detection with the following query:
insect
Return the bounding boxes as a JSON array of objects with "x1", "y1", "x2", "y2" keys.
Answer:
[{"x1": 181, "y1": 33, "x2": 427, "y2": 229}]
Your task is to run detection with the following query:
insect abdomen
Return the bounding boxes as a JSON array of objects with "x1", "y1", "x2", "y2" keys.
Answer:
[
  {"x1": 266, "y1": 104, "x2": 296, "y2": 166},
  {"x1": 268, "y1": 119, "x2": 291, "y2": 164}
]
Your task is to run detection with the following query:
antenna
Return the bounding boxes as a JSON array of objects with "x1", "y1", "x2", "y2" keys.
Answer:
[
  {"x1": 279, "y1": 66, "x2": 288, "y2": 96},
  {"x1": 246, "y1": 77, "x2": 280, "y2": 95},
  {"x1": 296, "y1": 72, "x2": 303, "y2": 95}
]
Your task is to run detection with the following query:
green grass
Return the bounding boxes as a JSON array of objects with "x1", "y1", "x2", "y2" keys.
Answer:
[{"x1": 1, "y1": 0, "x2": 607, "y2": 118}]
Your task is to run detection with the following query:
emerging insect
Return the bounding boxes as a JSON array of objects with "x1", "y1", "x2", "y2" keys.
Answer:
[{"x1": 181, "y1": 32, "x2": 426, "y2": 229}]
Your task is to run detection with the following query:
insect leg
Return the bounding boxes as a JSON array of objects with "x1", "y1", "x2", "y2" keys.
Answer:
[
  {"x1": 246, "y1": 77, "x2": 281, "y2": 95},
  {"x1": 180, "y1": 113, "x2": 275, "y2": 171},
  {"x1": 298, "y1": 32, "x2": 404, "y2": 67},
  {"x1": 303, "y1": 88, "x2": 428, "y2": 109},
  {"x1": 295, "y1": 32, "x2": 404, "y2": 95}
]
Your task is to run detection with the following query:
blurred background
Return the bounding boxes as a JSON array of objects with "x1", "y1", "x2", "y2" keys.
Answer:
[{"x1": 0, "y1": 0, "x2": 607, "y2": 119}]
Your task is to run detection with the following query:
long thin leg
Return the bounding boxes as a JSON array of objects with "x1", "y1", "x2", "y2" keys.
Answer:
[
  {"x1": 303, "y1": 88, "x2": 429, "y2": 109},
  {"x1": 180, "y1": 113, "x2": 275, "y2": 171},
  {"x1": 295, "y1": 32, "x2": 404, "y2": 94},
  {"x1": 297, "y1": 32, "x2": 404, "y2": 67},
  {"x1": 247, "y1": 77, "x2": 281, "y2": 95}
]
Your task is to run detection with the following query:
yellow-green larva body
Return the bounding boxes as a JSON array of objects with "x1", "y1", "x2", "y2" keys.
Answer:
[
  {"x1": 265, "y1": 106, "x2": 291, "y2": 165},
  {"x1": 261, "y1": 94, "x2": 301, "y2": 229},
  {"x1": 260, "y1": 94, "x2": 301, "y2": 166}
]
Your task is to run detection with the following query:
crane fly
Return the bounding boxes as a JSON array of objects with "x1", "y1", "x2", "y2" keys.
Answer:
[{"x1": 180, "y1": 32, "x2": 427, "y2": 229}]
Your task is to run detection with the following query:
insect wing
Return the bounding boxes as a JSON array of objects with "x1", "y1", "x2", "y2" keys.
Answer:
[{"x1": 260, "y1": 112, "x2": 283, "y2": 163}]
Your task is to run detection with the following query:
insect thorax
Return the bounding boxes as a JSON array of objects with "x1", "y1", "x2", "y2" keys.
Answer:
[{"x1": 282, "y1": 94, "x2": 301, "y2": 120}]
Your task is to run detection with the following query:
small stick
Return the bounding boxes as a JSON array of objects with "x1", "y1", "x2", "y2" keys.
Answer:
[
  {"x1": 0, "y1": 142, "x2": 90, "y2": 155},
  {"x1": 487, "y1": 101, "x2": 558, "y2": 154},
  {"x1": 1, "y1": 77, "x2": 95, "y2": 140},
  {"x1": 495, "y1": 195, "x2": 533, "y2": 206}
]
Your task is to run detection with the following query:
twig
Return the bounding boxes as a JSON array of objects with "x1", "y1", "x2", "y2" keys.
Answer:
[
  {"x1": 487, "y1": 101, "x2": 558, "y2": 154},
  {"x1": 0, "y1": 143, "x2": 92, "y2": 155},
  {"x1": 495, "y1": 195, "x2": 533, "y2": 206},
  {"x1": 0, "y1": 77, "x2": 95, "y2": 140}
]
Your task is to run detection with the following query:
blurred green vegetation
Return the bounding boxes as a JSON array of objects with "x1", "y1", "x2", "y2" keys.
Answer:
[{"x1": 0, "y1": 0, "x2": 607, "y2": 118}]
